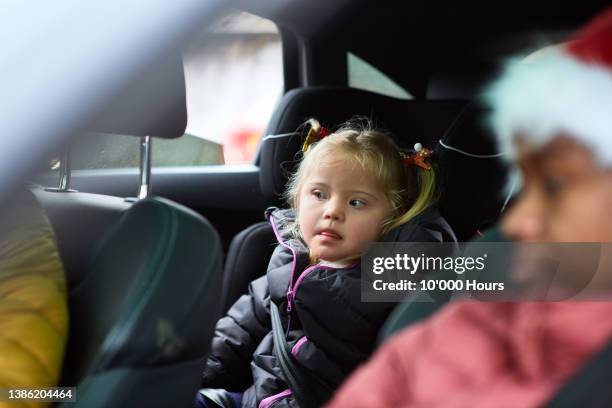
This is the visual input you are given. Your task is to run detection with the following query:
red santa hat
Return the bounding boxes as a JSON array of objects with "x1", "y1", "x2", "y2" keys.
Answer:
[{"x1": 486, "y1": 7, "x2": 612, "y2": 165}]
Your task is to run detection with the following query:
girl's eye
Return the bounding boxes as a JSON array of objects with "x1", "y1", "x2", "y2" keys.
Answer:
[
  {"x1": 349, "y1": 199, "x2": 367, "y2": 208},
  {"x1": 312, "y1": 190, "x2": 327, "y2": 200}
]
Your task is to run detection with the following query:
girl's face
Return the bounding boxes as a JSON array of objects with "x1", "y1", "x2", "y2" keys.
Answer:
[
  {"x1": 297, "y1": 156, "x2": 392, "y2": 264},
  {"x1": 502, "y1": 135, "x2": 612, "y2": 242}
]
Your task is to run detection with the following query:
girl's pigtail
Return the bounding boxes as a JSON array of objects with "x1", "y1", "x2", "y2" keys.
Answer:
[
  {"x1": 409, "y1": 168, "x2": 437, "y2": 217},
  {"x1": 388, "y1": 143, "x2": 437, "y2": 230},
  {"x1": 302, "y1": 118, "x2": 331, "y2": 153}
]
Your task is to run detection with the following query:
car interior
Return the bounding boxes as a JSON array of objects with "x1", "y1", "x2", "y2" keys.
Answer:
[{"x1": 4, "y1": 0, "x2": 611, "y2": 406}]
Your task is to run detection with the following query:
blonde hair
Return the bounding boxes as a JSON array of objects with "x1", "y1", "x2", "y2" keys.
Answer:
[{"x1": 285, "y1": 118, "x2": 437, "y2": 238}]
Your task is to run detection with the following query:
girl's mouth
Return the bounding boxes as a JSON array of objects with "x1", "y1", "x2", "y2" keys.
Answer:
[{"x1": 318, "y1": 230, "x2": 342, "y2": 240}]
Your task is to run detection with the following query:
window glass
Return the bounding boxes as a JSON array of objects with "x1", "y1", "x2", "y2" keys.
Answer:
[
  {"x1": 68, "y1": 133, "x2": 223, "y2": 169},
  {"x1": 183, "y1": 12, "x2": 283, "y2": 165},
  {"x1": 68, "y1": 12, "x2": 282, "y2": 170},
  {"x1": 347, "y1": 52, "x2": 412, "y2": 100}
]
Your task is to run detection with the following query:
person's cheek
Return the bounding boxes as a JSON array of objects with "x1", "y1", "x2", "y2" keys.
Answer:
[
  {"x1": 550, "y1": 188, "x2": 599, "y2": 242},
  {"x1": 355, "y1": 220, "x2": 375, "y2": 249},
  {"x1": 580, "y1": 190, "x2": 612, "y2": 241},
  {"x1": 300, "y1": 207, "x2": 317, "y2": 241}
]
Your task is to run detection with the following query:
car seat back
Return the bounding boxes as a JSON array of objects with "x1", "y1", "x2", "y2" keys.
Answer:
[
  {"x1": 436, "y1": 103, "x2": 510, "y2": 241},
  {"x1": 31, "y1": 187, "x2": 131, "y2": 290},
  {"x1": 60, "y1": 196, "x2": 223, "y2": 407},
  {"x1": 544, "y1": 340, "x2": 612, "y2": 407}
]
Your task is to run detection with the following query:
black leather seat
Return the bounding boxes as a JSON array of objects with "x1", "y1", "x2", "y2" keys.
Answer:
[
  {"x1": 221, "y1": 86, "x2": 467, "y2": 312},
  {"x1": 377, "y1": 104, "x2": 511, "y2": 342},
  {"x1": 33, "y1": 183, "x2": 224, "y2": 407},
  {"x1": 31, "y1": 187, "x2": 131, "y2": 290},
  {"x1": 221, "y1": 220, "x2": 277, "y2": 312},
  {"x1": 436, "y1": 103, "x2": 510, "y2": 241},
  {"x1": 57, "y1": 196, "x2": 223, "y2": 408},
  {"x1": 266, "y1": 86, "x2": 464, "y2": 144}
]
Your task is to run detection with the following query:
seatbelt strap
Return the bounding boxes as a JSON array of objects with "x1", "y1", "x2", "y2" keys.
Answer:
[
  {"x1": 198, "y1": 388, "x2": 237, "y2": 408},
  {"x1": 270, "y1": 301, "x2": 332, "y2": 408}
]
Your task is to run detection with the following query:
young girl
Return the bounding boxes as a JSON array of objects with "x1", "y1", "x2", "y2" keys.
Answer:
[{"x1": 198, "y1": 119, "x2": 455, "y2": 408}]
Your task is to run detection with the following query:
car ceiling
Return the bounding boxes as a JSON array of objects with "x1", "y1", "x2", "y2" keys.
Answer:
[{"x1": 240, "y1": 0, "x2": 611, "y2": 97}]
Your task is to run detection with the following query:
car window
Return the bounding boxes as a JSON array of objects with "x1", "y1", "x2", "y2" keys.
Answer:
[
  {"x1": 347, "y1": 52, "x2": 413, "y2": 100},
  {"x1": 66, "y1": 133, "x2": 223, "y2": 170},
  {"x1": 69, "y1": 11, "x2": 283, "y2": 170}
]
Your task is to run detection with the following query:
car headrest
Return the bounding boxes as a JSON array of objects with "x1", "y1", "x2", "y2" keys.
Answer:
[
  {"x1": 89, "y1": 51, "x2": 187, "y2": 139},
  {"x1": 259, "y1": 86, "x2": 467, "y2": 204},
  {"x1": 436, "y1": 103, "x2": 510, "y2": 241},
  {"x1": 258, "y1": 132, "x2": 303, "y2": 205},
  {"x1": 266, "y1": 87, "x2": 421, "y2": 137}
]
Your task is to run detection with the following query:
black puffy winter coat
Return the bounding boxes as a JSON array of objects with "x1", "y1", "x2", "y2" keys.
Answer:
[{"x1": 201, "y1": 207, "x2": 455, "y2": 408}]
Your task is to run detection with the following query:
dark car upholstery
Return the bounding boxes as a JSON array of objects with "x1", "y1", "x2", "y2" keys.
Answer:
[
  {"x1": 436, "y1": 103, "x2": 510, "y2": 241},
  {"x1": 58, "y1": 197, "x2": 223, "y2": 408},
  {"x1": 31, "y1": 188, "x2": 132, "y2": 289}
]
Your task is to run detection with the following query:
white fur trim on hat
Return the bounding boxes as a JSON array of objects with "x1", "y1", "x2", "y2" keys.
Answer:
[{"x1": 485, "y1": 49, "x2": 612, "y2": 166}]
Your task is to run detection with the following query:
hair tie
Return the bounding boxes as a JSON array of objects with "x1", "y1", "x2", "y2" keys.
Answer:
[
  {"x1": 401, "y1": 143, "x2": 433, "y2": 170},
  {"x1": 302, "y1": 119, "x2": 331, "y2": 153}
]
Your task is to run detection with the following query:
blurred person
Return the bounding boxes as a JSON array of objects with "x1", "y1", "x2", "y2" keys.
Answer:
[
  {"x1": 0, "y1": 190, "x2": 68, "y2": 408},
  {"x1": 326, "y1": 7, "x2": 612, "y2": 408}
]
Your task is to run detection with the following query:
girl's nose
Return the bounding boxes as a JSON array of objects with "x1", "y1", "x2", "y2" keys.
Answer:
[
  {"x1": 323, "y1": 199, "x2": 344, "y2": 221},
  {"x1": 501, "y1": 189, "x2": 545, "y2": 242}
]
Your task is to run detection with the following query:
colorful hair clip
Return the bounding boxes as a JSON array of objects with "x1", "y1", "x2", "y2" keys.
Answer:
[
  {"x1": 302, "y1": 119, "x2": 331, "y2": 153},
  {"x1": 401, "y1": 143, "x2": 433, "y2": 170}
]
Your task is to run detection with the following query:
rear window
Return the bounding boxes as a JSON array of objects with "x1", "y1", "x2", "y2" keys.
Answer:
[{"x1": 347, "y1": 52, "x2": 412, "y2": 100}]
